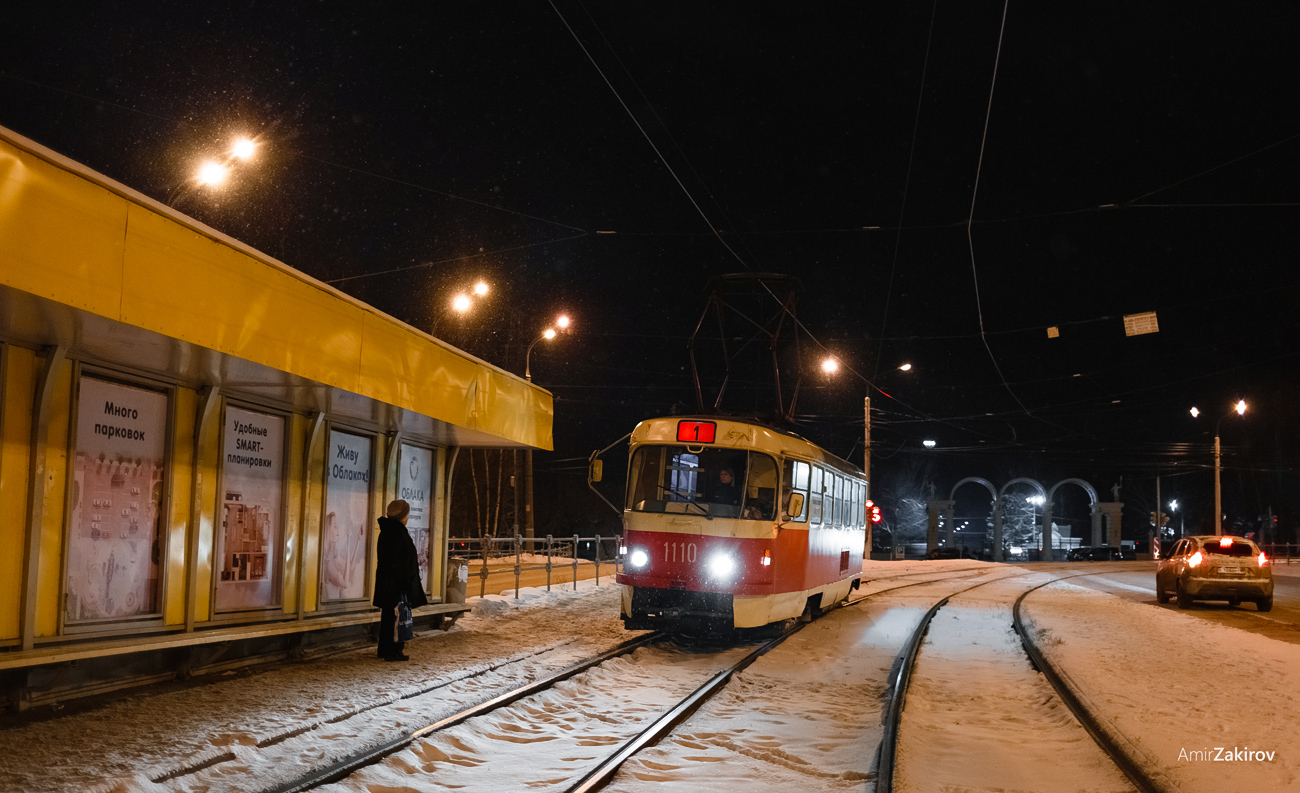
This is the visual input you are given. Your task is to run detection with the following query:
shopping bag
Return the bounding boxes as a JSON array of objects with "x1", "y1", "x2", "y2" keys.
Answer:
[{"x1": 397, "y1": 595, "x2": 415, "y2": 641}]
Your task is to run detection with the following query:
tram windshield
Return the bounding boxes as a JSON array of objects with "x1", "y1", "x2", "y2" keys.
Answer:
[{"x1": 627, "y1": 445, "x2": 778, "y2": 520}]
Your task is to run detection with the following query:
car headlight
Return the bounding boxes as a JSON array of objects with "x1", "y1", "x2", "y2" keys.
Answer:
[
  {"x1": 708, "y1": 553, "x2": 736, "y2": 579},
  {"x1": 629, "y1": 549, "x2": 649, "y2": 569}
]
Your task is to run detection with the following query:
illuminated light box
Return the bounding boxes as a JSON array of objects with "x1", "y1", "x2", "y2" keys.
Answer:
[{"x1": 677, "y1": 420, "x2": 717, "y2": 443}]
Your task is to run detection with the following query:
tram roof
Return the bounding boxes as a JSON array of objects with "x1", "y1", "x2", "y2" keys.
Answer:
[
  {"x1": 0, "y1": 126, "x2": 551, "y2": 449},
  {"x1": 631, "y1": 415, "x2": 864, "y2": 477}
]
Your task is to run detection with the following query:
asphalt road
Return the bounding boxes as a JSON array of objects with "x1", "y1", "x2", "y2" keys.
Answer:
[{"x1": 1020, "y1": 561, "x2": 1300, "y2": 646}]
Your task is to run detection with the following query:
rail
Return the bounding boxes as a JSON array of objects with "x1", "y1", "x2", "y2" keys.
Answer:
[{"x1": 446, "y1": 534, "x2": 624, "y2": 598}]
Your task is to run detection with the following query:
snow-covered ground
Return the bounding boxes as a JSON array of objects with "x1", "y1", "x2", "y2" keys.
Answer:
[
  {"x1": 895, "y1": 574, "x2": 1133, "y2": 793},
  {"x1": 0, "y1": 580, "x2": 632, "y2": 793},
  {"x1": 2, "y1": 561, "x2": 1295, "y2": 793},
  {"x1": 1021, "y1": 581, "x2": 1300, "y2": 791}
]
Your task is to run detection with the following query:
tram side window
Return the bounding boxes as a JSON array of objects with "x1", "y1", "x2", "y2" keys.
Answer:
[
  {"x1": 856, "y1": 482, "x2": 866, "y2": 528},
  {"x1": 809, "y1": 466, "x2": 823, "y2": 524},
  {"x1": 781, "y1": 459, "x2": 810, "y2": 522}
]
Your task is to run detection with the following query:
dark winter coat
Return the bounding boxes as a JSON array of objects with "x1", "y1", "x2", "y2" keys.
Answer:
[{"x1": 373, "y1": 517, "x2": 430, "y2": 609}]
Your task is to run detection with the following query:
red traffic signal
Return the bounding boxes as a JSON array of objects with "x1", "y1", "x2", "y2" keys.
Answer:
[{"x1": 866, "y1": 499, "x2": 882, "y2": 524}]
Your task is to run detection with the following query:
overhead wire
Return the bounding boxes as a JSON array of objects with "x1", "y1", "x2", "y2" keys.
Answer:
[
  {"x1": 874, "y1": 0, "x2": 939, "y2": 381},
  {"x1": 547, "y1": 0, "x2": 751, "y2": 272}
]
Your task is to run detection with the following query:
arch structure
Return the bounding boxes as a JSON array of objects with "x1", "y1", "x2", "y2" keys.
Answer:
[{"x1": 928, "y1": 476, "x2": 1122, "y2": 562}]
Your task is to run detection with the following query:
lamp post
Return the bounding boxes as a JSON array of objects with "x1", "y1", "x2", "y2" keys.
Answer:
[
  {"x1": 1195, "y1": 400, "x2": 1246, "y2": 536},
  {"x1": 523, "y1": 314, "x2": 572, "y2": 538}
]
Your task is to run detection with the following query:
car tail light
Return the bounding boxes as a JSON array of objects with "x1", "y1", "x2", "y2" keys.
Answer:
[
  {"x1": 1219, "y1": 536, "x2": 1233, "y2": 549},
  {"x1": 1188, "y1": 551, "x2": 1203, "y2": 568},
  {"x1": 1259, "y1": 552, "x2": 1269, "y2": 567},
  {"x1": 761, "y1": 549, "x2": 772, "y2": 567}
]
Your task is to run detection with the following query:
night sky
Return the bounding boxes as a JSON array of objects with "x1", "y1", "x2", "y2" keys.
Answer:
[{"x1": 5, "y1": 2, "x2": 1299, "y2": 540}]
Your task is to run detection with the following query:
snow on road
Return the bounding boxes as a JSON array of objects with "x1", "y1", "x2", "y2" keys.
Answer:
[
  {"x1": 1021, "y1": 581, "x2": 1300, "y2": 792},
  {"x1": 5, "y1": 561, "x2": 1297, "y2": 793},
  {"x1": 895, "y1": 574, "x2": 1134, "y2": 793},
  {"x1": 601, "y1": 568, "x2": 1016, "y2": 792},
  {"x1": 0, "y1": 581, "x2": 631, "y2": 793},
  {"x1": 319, "y1": 642, "x2": 751, "y2": 792}
]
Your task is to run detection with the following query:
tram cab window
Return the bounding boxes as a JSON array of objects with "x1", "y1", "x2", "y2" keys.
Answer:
[
  {"x1": 809, "y1": 466, "x2": 824, "y2": 524},
  {"x1": 627, "y1": 445, "x2": 778, "y2": 520},
  {"x1": 781, "y1": 459, "x2": 810, "y2": 523},
  {"x1": 743, "y1": 454, "x2": 778, "y2": 521}
]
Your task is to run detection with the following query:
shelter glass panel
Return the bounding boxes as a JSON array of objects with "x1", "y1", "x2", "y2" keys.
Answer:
[
  {"x1": 398, "y1": 443, "x2": 435, "y2": 591},
  {"x1": 67, "y1": 376, "x2": 168, "y2": 623},
  {"x1": 323, "y1": 430, "x2": 372, "y2": 601},
  {"x1": 217, "y1": 406, "x2": 285, "y2": 611}
]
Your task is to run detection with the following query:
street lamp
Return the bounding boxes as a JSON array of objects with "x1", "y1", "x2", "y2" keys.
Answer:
[
  {"x1": 821, "y1": 357, "x2": 839, "y2": 374},
  {"x1": 429, "y1": 281, "x2": 490, "y2": 336},
  {"x1": 523, "y1": 314, "x2": 573, "y2": 539},
  {"x1": 1198, "y1": 400, "x2": 1247, "y2": 536},
  {"x1": 1169, "y1": 498, "x2": 1184, "y2": 539},
  {"x1": 525, "y1": 316, "x2": 571, "y2": 381}
]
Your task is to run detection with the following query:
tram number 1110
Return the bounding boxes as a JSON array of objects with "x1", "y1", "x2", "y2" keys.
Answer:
[{"x1": 665, "y1": 542, "x2": 698, "y2": 563}]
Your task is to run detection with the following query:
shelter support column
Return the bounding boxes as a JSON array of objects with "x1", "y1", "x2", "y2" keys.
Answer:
[{"x1": 1090, "y1": 503, "x2": 1104, "y2": 547}]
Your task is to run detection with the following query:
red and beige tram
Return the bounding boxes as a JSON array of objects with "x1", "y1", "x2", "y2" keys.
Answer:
[{"x1": 617, "y1": 416, "x2": 867, "y2": 631}]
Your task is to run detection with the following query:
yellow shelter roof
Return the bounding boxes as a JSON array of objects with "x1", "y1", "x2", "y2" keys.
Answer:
[{"x1": 0, "y1": 126, "x2": 551, "y2": 449}]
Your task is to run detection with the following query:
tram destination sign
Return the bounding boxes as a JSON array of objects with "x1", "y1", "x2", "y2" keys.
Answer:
[{"x1": 677, "y1": 420, "x2": 717, "y2": 443}]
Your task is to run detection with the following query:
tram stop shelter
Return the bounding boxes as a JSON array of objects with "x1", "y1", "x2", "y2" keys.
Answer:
[{"x1": 0, "y1": 125, "x2": 553, "y2": 710}]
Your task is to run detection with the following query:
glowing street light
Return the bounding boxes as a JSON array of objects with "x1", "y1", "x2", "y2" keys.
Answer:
[
  {"x1": 898, "y1": 363, "x2": 913, "y2": 371},
  {"x1": 523, "y1": 313, "x2": 575, "y2": 542},
  {"x1": 922, "y1": 439, "x2": 936, "y2": 449},
  {"x1": 1189, "y1": 407, "x2": 1200, "y2": 418},
  {"x1": 196, "y1": 161, "x2": 228, "y2": 186},
  {"x1": 451, "y1": 294, "x2": 472, "y2": 313},
  {"x1": 473, "y1": 281, "x2": 489, "y2": 296},
  {"x1": 1197, "y1": 399, "x2": 1248, "y2": 535},
  {"x1": 821, "y1": 357, "x2": 839, "y2": 374},
  {"x1": 526, "y1": 314, "x2": 573, "y2": 381},
  {"x1": 232, "y1": 137, "x2": 257, "y2": 160}
]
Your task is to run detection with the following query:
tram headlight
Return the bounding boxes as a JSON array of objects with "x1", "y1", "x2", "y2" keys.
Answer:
[
  {"x1": 629, "y1": 549, "x2": 649, "y2": 569},
  {"x1": 708, "y1": 553, "x2": 736, "y2": 579}
]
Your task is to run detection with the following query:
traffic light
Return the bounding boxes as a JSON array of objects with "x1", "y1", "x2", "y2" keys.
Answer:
[
  {"x1": 1150, "y1": 511, "x2": 1169, "y2": 527},
  {"x1": 866, "y1": 499, "x2": 882, "y2": 524}
]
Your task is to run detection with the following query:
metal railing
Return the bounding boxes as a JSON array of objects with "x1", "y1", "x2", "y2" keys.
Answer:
[
  {"x1": 446, "y1": 534, "x2": 624, "y2": 599},
  {"x1": 1261, "y1": 543, "x2": 1299, "y2": 563}
]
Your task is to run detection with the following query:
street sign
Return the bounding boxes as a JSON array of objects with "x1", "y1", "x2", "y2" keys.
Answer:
[{"x1": 1123, "y1": 311, "x2": 1159, "y2": 336}]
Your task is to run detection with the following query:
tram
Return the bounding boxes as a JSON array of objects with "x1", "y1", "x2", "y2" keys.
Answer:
[{"x1": 616, "y1": 416, "x2": 867, "y2": 631}]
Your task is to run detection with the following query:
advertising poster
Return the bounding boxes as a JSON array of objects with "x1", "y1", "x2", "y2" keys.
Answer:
[
  {"x1": 217, "y1": 406, "x2": 285, "y2": 611},
  {"x1": 399, "y1": 444, "x2": 434, "y2": 590},
  {"x1": 68, "y1": 377, "x2": 168, "y2": 622},
  {"x1": 323, "y1": 430, "x2": 371, "y2": 600}
]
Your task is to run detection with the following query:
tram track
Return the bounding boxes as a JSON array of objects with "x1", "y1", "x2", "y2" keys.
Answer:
[
  {"x1": 244, "y1": 570, "x2": 993, "y2": 793},
  {"x1": 878, "y1": 571, "x2": 1169, "y2": 793}
]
